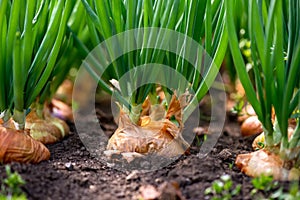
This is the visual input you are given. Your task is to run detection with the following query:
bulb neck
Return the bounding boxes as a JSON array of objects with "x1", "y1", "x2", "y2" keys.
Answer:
[{"x1": 13, "y1": 109, "x2": 26, "y2": 130}]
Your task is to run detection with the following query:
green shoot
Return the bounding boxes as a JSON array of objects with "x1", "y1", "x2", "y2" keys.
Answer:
[
  {"x1": 231, "y1": 100, "x2": 244, "y2": 116},
  {"x1": 0, "y1": 166, "x2": 27, "y2": 200},
  {"x1": 251, "y1": 174, "x2": 278, "y2": 193},
  {"x1": 0, "y1": 0, "x2": 75, "y2": 129},
  {"x1": 76, "y1": 0, "x2": 228, "y2": 124},
  {"x1": 204, "y1": 174, "x2": 241, "y2": 200},
  {"x1": 250, "y1": 175, "x2": 300, "y2": 200}
]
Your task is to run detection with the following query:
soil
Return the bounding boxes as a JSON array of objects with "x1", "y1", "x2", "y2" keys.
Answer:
[{"x1": 0, "y1": 99, "x2": 292, "y2": 200}]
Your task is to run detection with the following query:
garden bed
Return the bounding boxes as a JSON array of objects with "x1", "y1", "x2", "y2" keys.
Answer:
[
  {"x1": 1, "y1": 1, "x2": 299, "y2": 199},
  {"x1": 0, "y1": 99, "x2": 288, "y2": 200}
]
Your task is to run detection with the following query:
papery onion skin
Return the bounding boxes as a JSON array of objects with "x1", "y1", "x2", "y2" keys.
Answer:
[
  {"x1": 0, "y1": 127, "x2": 50, "y2": 164},
  {"x1": 237, "y1": 105, "x2": 256, "y2": 123},
  {"x1": 26, "y1": 108, "x2": 69, "y2": 144},
  {"x1": 107, "y1": 94, "x2": 189, "y2": 157},
  {"x1": 236, "y1": 149, "x2": 300, "y2": 180},
  {"x1": 107, "y1": 110, "x2": 186, "y2": 157},
  {"x1": 240, "y1": 116, "x2": 263, "y2": 137},
  {"x1": 252, "y1": 133, "x2": 265, "y2": 150},
  {"x1": 50, "y1": 99, "x2": 74, "y2": 122}
]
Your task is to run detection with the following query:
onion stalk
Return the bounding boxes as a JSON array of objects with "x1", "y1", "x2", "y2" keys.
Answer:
[
  {"x1": 226, "y1": 0, "x2": 300, "y2": 180},
  {"x1": 47, "y1": 0, "x2": 90, "y2": 122},
  {"x1": 74, "y1": 0, "x2": 228, "y2": 157}
]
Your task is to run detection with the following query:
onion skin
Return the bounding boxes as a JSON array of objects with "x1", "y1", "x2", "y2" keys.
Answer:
[
  {"x1": 26, "y1": 108, "x2": 69, "y2": 144},
  {"x1": 237, "y1": 105, "x2": 256, "y2": 123},
  {"x1": 50, "y1": 99, "x2": 74, "y2": 122},
  {"x1": 235, "y1": 149, "x2": 284, "y2": 180},
  {"x1": 54, "y1": 79, "x2": 73, "y2": 106},
  {"x1": 235, "y1": 149, "x2": 300, "y2": 180},
  {"x1": 107, "y1": 110, "x2": 187, "y2": 157},
  {"x1": 0, "y1": 127, "x2": 50, "y2": 164},
  {"x1": 252, "y1": 127, "x2": 295, "y2": 150},
  {"x1": 252, "y1": 133, "x2": 265, "y2": 150},
  {"x1": 240, "y1": 116, "x2": 263, "y2": 137},
  {"x1": 107, "y1": 95, "x2": 189, "y2": 157}
]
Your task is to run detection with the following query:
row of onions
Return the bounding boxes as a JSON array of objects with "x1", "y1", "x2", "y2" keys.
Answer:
[{"x1": 2, "y1": 0, "x2": 300, "y2": 182}]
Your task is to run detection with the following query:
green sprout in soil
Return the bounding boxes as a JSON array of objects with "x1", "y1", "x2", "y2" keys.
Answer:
[
  {"x1": 194, "y1": 134, "x2": 207, "y2": 148},
  {"x1": 204, "y1": 174, "x2": 241, "y2": 200},
  {"x1": 250, "y1": 174, "x2": 300, "y2": 200},
  {"x1": 206, "y1": 174, "x2": 300, "y2": 200},
  {"x1": 0, "y1": 166, "x2": 27, "y2": 200},
  {"x1": 251, "y1": 174, "x2": 279, "y2": 196},
  {"x1": 228, "y1": 162, "x2": 234, "y2": 170},
  {"x1": 231, "y1": 99, "x2": 244, "y2": 116},
  {"x1": 273, "y1": 182, "x2": 300, "y2": 200}
]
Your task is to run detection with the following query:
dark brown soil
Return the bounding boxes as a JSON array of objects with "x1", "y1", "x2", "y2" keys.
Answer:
[{"x1": 0, "y1": 100, "x2": 291, "y2": 200}]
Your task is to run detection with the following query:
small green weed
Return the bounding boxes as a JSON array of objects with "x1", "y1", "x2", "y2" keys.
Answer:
[
  {"x1": 231, "y1": 99, "x2": 244, "y2": 116},
  {"x1": 204, "y1": 174, "x2": 241, "y2": 200},
  {"x1": 251, "y1": 175, "x2": 300, "y2": 200},
  {"x1": 228, "y1": 162, "x2": 234, "y2": 170},
  {"x1": 204, "y1": 173, "x2": 300, "y2": 200},
  {"x1": 251, "y1": 174, "x2": 278, "y2": 194},
  {"x1": 0, "y1": 166, "x2": 27, "y2": 200}
]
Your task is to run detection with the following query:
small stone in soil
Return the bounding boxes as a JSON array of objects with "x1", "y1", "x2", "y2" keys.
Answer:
[
  {"x1": 126, "y1": 170, "x2": 139, "y2": 181},
  {"x1": 89, "y1": 185, "x2": 97, "y2": 193},
  {"x1": 155, "y1": 178, "x2": 163, "y2": 184},
  {"x1": 121, "y1": 152, "x2": 143, "y2": 163},
  {"x1": 218, "y1": 149, "x2": 232, "y2": 160},
  {"x1": 139, "y1": 185, "x2": 160, "y2": 200},
  {"x1": 65, "y1": 162, "x2": 74, "y2": 171},
  {"x1": 80, "y1": 147, "x2": 86, "y2": 151},
  {"x1": 116, "y1": 192, "x2": 125, "y2": 198}
]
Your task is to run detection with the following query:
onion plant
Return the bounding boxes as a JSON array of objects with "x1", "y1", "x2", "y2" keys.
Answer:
[
  {"x1": 226, "y1": 0, "x2": 300, "y2": 180},
  {"x1": 74, "y1": 0, "x2": 228, "y2": 157},
  {"x1": 0, "y1": 0, "x2": 75, "y2": 163}
]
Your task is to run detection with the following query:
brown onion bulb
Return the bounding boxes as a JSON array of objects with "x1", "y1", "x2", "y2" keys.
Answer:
[
  {"x1": 241, "y1": 116, "x2": 263, "y2": 137},
  {"x1": 0, "y1": 127, "x2": 50, "y2": 163}
]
